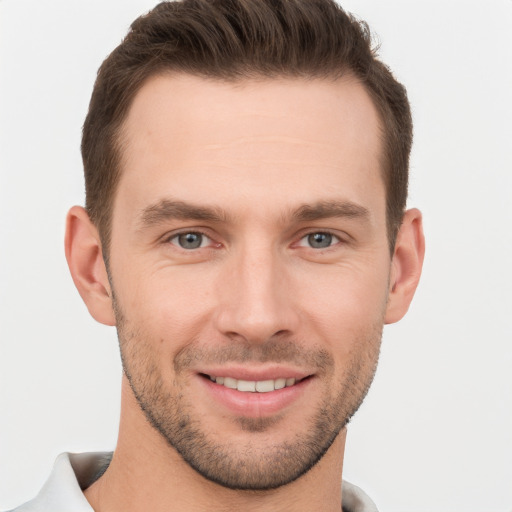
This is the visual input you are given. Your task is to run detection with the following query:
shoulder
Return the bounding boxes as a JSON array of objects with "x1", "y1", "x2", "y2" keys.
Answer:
[
  {"x1": 342, "y1": 480, "x2": 379, "y2": 512},
  {"x1": 5, "y1": 452, "x2": 112, "y2": 512}
]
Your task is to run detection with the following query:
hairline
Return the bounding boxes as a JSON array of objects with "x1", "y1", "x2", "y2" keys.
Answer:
[{"x1": 95, "y1": 70, "x2": 399, "y2": 266}]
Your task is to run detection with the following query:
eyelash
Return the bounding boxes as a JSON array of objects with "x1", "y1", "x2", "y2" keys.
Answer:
[
  {"x1": 296, "y1": 231, "x2": 342, "y2": 250},
  {"x1": 166, "y1": 230, "x2": 218, "y2": 250},
  {"x1": 164, "y1": 229, "x2": 343, "y2": 251}
]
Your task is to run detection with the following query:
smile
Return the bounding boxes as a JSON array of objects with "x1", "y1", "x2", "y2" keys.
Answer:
[
  {"x1": 206, "y1": 375, "x2": 302, "y2": 393},
  {"x1": 199, "y1": 371, "x2": 313, "y2": 416}
]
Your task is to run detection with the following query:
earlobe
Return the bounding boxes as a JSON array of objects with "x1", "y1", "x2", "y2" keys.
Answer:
[
  {"x1": 65, "y1": 206, "x2": 116, "y2": 326},
  {"x1": 385, "y1": 208, "x2": 425, "y2": 324}
]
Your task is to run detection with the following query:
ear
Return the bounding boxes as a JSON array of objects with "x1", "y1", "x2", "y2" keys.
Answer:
[
  {"x1": 65, "y1": 206, "x2": 116, "y2": 326},
  {"x1": 385, "y1": 208, "x2": 425, "y2": 324}
]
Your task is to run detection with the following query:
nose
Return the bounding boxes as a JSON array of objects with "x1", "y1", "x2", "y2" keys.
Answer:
[{"x1": 213, "y1": 243, "x2": 300, "y2": 344}]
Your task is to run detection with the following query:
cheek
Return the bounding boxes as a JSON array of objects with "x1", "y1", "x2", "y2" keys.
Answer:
[
  {"x1": 114, "y1": 264, "x2": 217, "y2": 346},
  {"x1": 293, "y1": 262, "x2": 389, "y2": 347}
]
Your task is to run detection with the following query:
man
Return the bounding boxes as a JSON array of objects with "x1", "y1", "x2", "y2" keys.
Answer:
[{"x1": 10, "y1": 0, "x2": 424, "y2": 510}]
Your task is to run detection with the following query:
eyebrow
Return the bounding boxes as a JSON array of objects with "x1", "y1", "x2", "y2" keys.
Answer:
[
  {"x1": 138, "y1": 198, "x2": 370, "y2": 229},
  {"x1": 292, "y1": 200, "x2": 370, "y2": 223},
  {"x1": 139, "y1": 199, "x2": 231, "y2": 228}
]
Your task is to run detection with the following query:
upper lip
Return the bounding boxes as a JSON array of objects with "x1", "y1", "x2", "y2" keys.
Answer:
[{"x1": 198, "y1": 366, "x2": 312, "y2": 381}]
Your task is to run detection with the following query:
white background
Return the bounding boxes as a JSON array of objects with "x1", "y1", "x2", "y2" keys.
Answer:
[{"x1": 1, "y1": 1, "x2": 511, "y2": 510}]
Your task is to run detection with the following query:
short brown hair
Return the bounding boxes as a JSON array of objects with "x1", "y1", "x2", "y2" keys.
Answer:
[{"x1": 82, "y1": 0, "x2": 412, "y2": 254}]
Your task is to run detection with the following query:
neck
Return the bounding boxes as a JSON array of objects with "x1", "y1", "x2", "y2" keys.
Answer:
[{"x1": 85, "y1": 382, "x2": 347, "y2": 512}]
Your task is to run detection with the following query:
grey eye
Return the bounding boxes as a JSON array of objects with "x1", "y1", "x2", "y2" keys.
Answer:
[
  {"x1": 307, "y1": 232, "x2": 333, "y2": 248},
  {"x1": 175, "y1": 232, "x2": 205, "y2": 249}
]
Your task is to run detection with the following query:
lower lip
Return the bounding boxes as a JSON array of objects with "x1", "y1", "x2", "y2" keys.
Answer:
[{"x1": 199, "y1": 375, "x2": 312, "y2": 417}]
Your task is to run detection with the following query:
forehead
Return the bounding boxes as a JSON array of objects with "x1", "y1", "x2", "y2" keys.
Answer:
[{"x1": 116, "y1": 74, "x2": 384, "y2": 222}]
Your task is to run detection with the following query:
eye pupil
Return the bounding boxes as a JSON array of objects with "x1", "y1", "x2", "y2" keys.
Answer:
[
  {"x1": 308, "y1": 232, "x2": 332, "y2": 248},
  {"x1": 178, "y1": 232, "x2": 203, "y2": 249}
]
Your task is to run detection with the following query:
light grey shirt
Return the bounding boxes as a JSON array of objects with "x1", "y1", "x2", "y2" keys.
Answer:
[{"x1": 7, "y1": 452, "x2": 378, "y2": 512}]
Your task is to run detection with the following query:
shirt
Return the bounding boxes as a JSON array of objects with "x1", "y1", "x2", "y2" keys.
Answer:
[{"x1": 7, "y1": 452, "x2": 378, "y2": 512}]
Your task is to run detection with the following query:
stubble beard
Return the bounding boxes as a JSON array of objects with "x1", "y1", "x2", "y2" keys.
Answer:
[{"x1": 114, "y1": 301, "x2": 383, "y2": 491}]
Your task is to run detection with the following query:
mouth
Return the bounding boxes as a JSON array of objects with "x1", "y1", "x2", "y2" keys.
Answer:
[
  {"x1": 198, "y1": 370, "x2": 314, "y2": 417},
  {"x1": 201, "y1": 374, "x2": 307, "y2": 393}
]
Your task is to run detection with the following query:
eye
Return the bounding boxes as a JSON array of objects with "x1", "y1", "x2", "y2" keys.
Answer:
[
  {"x1": 169, "y1": 232, "x2": 212, "y2": 250},
  {"x1": 298, "y1": 232, "x2": 340, "y2": 249}
]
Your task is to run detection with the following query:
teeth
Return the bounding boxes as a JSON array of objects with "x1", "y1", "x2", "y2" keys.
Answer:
[
  {"x1": 223, "y1": 377, "x2": 237, "y2": 389},
  {"x1": 209, "y1": 375, "x2": 298, "y2": 392},
  {"x1": 274, "y1": 378, "x2": 286, "y2": 390},
  {"x1": 255, "y1": 380, "x2": 274, "y2": 393},
  {"x1": 237, "y1": 379, "x2": 256, "y2": 392}
]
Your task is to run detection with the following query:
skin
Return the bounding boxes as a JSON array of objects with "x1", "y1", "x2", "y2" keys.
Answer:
[{"x1": 65, "y1": 74, "x2": 424, "y2": 512}]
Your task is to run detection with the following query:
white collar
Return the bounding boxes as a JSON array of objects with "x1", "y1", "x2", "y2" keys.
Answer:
[
  {"x1": 12, "y1": 453, "x2": 100, "y2": 512},
  {"x1": 12, "y1": 452, "x2": 378, "y2": 512}
]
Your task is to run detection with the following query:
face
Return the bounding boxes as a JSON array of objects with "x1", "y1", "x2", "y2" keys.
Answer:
[{"x1": 108, "y1": 75, "x2": 391, "y2": 490}]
